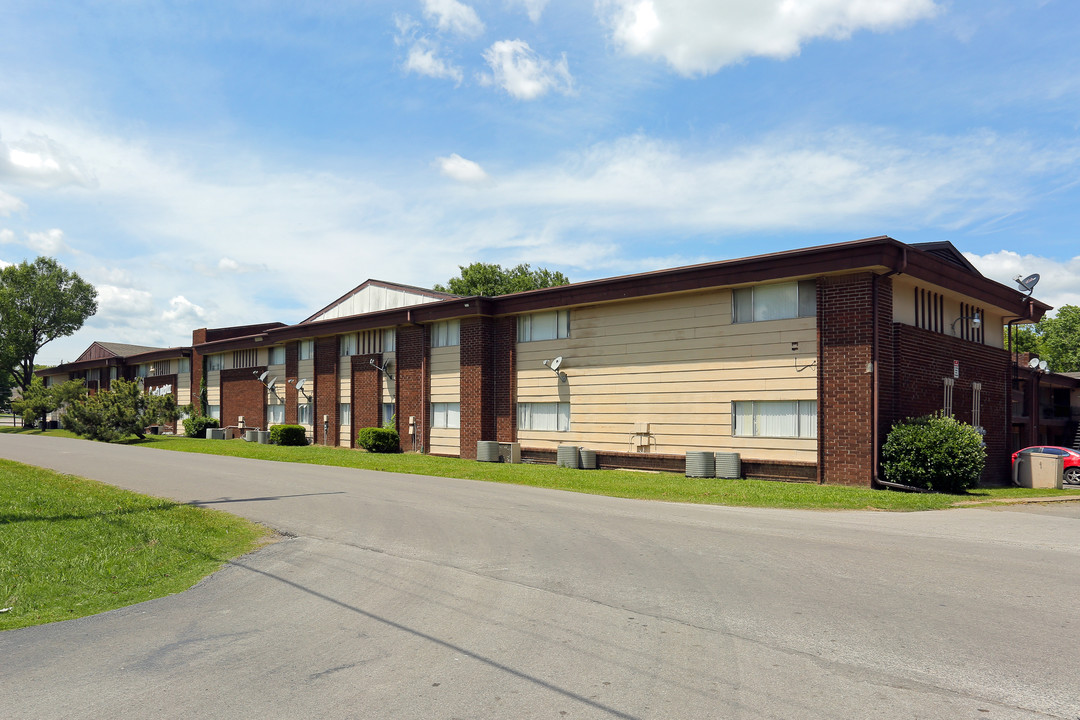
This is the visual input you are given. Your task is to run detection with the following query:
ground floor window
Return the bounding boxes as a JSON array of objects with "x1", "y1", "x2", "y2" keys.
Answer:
[
  {"x1": 267, "y1": 404, "x2": 284, "y2": 425},
  {"x1": 733, "y1": 400, "x2": 816, "y2": 438},
  {"x1": 208, "y1": 405, "x2": 221, "y2": 420},
  {"x1": 299, "y1": 402, "x2": 313, "y2": 425},
  {"x1": 382, "y1": 402, "x2": 395, "y2": 425},
  {"x1": 517, "y1": 402, "x2": 570, "y2": 431},
  {"x1": 431, "y1": 402, "x2": 460, "y2": 429},
  {"x1": 339, "y1": 402, "x2": 351, "y2": 427}
]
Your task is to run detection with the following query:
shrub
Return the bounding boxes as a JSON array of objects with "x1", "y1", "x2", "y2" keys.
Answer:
[
  {"x1": 183, "y1": 415, "x2": 219, "y2": 439},
  {"x1": 63, "y1": 378, "x2": 180, "y2": 442},
  {"x1": 269, "y1": 424, "x2": 307, "y2": 446},
  {"x1": 881, "y1": 414, "x2": 986, "y2": 493},
  {"x1": 357, "y1": 427, "x2": 400, "y2": 453}
]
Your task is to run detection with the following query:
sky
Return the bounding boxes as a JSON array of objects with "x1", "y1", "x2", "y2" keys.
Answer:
[{"x1": 2, "y1": 0, "x2": 1079, "y2": 365}]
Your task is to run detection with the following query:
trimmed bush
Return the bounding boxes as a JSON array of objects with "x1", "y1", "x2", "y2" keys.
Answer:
[
  {"x1": 357, "y1": 427, "x2": 400, "y2": 453},
  {"x1": 183, "y1": 415, "x2": 219, "y2": 439},
  {"x1": 269, "y1": 424, "x2": 307, "y2": 446},
  {"x1": 881, "y1": 414, "x2": 985, "y2": 493}
]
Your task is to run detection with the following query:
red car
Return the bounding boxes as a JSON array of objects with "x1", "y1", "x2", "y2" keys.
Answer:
[{"x1": 1011, "y1": 446, "x2": 1080, "y2": 485}]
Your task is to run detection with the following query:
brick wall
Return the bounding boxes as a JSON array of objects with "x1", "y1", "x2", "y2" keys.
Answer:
[
  {"x1": 459, "y1": 317, "x2": 494, "y2": 459},
  {"x1": 221, "y1": 367, "x2": 266, "y2": 435},
  {"x1": 314, "y1": 337, "x2": 338, "y2": 445},
  {"x1": 191, "y1": 328, "x2": 206, "y2": 414},
  {"x1": 284, "y1": 341, "x2": 299, "y2": 424},
  {"x1": 819, "y1": 273, "x2": 879, "y2": 486},
  {"x1": 494, "y1": 316, "x2": 517, "y2": 442},
  {"x1": 396, "y1": 325, "x2": 426, "y2": 452},
  {"x1": 891, "y1": 324, "x2": 1011, "y2": 484},
  {"x1": 352, "y1": 353, "x2": 383, "y2": 443}
]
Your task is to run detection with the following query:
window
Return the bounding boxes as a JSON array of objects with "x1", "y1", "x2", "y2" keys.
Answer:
[
  {"x1": 299, "y1": 340, "x2": 314, "y2": 361},
  {"x1": 431, "y1": 320, "x2": 460, "y2": 348},
  {"x1": 136, "y1": 364, "x2": 148, "y2": 378},
  {"x1": 733, "y1": 280, "x2": 816, "y2": 323},
  {"x1": 383, "y1": 328, "x2": 396, "y2": 352},
  {"x1": 339, "y1": 333, "x2": 358, "y2": 357},
  {"x1": 149, "y1": 360, "x2": 172, "y2": 377},
  {"x1": 208, "y1": 405, "x2": 221, "y2": 420},
  {"x1": 518, "y1": 402, "x2": 570, "y2": 431},
  {"x1": 339, "y1": 402, "x2": 352, "y2": 426},
  {"x1": 266, "y1": 404, "x2": 284, "y2": 425},
  {"x1": 431, "y1": 402, "x2": 460, "y2": 429},
  {"x1": 267, "y1": 346, "x2": 285, "y2": 365},
  {"x1": 233, "y1": 349, "x2": 257, "y2": 368},
  {"x1": 207, "y1": 354, "x2": 224, "y2": 371},
  {"x1": 943, "y1": 378, "x2": 955, "y2": 417},
  {"x1": 382, "y1": 403, "x2": 395, "y2": 425},
  {"x1": 733, "y1": 400, "x2": 817, "y2": 438},
  {"x1": 86, "y1": 368, "x2": 100, "y2": 382},
  {"x1": 298, "y1": 402, "x2": 313, "y2": 426},
  {"x1": 178, "y1": 358, "x2": 190, "y2": 374},
  {"x1": 109, "y1": 367, "x2": 118, "y2": 380},
  {"x1": 518, "y1": 310, "x2": 570, "y2": 342}
]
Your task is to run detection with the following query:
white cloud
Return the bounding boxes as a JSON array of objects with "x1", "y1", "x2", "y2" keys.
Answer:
[
  {"x1": 404, "y1": 38, "x2": 465, "y2": 83},
  {"x1": 0, "y1": 258, "x2": 10, "y2": 269},
  {"x1": 481, "y1": 40, "x2": 574, "y2": 99},
  {"x1": 0, "y1": 189, "x2": 26, "y2": 216},
  {"x1": 514, "y1": 0, "x2": 550, "y2": 22},
  {"x1": 162, "y1": 295, "x2": 206, "y2": 324},
  {"x1": 436, "y1": 153, "x2": 488, "y2": 183},
  {"x1": 964, "y1": 250, "x2": 1080, "y2": 314},
  {"x1": 0, "y1": 228, "x2": 15, "y2": 245},
  {"x1": 597, "y1": 0, "x2": 940, "y2": 75},
  {"x1": 422, "y1": 0, "x2": 485, "y2": 38},
  {"x1": 0, "y1": 131, "x2": 95, "y2": 188},
  {"x1": 26, "y1": 228, "x2": 69, "y2": 255}
]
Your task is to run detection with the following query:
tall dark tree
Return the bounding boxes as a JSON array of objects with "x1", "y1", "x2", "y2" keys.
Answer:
[
  {"x1": 0, "y1": 257, "x2": 98, "y2": 393},
  {"x1": 434, "y1": 262, "x2": 569, "y2": 297}
]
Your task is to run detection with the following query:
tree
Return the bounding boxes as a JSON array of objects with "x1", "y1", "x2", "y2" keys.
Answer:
[
  {"x1": 63, "y1": 378, "x2": 179, "y2": 442},
  {"x1": 0, "y1": 257, "x2": 98, "y2": 394},
  {"x1": 11, "y1": 376, "x2": 87, "y2": 428},
  {"x1": 433, "y1": 262, "x2": 569, "y2": 297},
  {"x1": 1004, "y1": 305, "x2": 1080, "y2": 373}
]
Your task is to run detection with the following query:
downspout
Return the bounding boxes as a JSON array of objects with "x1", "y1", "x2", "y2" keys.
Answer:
[{"x1": 872, "y1": 247, "x2": 924, "y2": 491}]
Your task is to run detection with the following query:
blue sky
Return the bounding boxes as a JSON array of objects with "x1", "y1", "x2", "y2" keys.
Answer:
[{"x1": 2, "y1": 0, "x2": 1079, "y2": 365}]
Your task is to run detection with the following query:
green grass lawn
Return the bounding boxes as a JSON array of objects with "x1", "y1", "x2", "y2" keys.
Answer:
[
  {"x1": 5, "y1": 427, "x2": 1080, "y2": 511},
  {"x1": 0, "y1": 458, "x2": 272, "y2": 631}
]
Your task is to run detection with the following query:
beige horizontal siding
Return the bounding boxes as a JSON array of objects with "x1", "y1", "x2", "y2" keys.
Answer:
[
  {"x1": 429, "y1": 427, "x2": 459, "y2": 455},
  {"x1": 515, "y1": 289, "x2": 818, "y2": 459},
  {"x1": 429, "y1": 346, "x2": 460, "y2": 403}
]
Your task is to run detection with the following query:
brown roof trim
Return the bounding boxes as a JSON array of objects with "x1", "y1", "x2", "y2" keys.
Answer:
[
  {"x1": 36, "y1": 347, "x2": 192, "y2": 376},
  {"x1": 300, "y1": 279, "x2": 458, "y2": 324},
  {"x1": 124, "y1": 347, "x2": 192, "y2": 364}
]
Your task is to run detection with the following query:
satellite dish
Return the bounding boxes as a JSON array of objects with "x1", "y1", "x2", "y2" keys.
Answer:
[
  {"x1": 1028, "y1": 357, "x2": 1040, "y2": 369},
  {"x1": 267, "y1": 377, "x2": 277, "y2": 390},
  {"x1": 1039, "y1": 360, "x2": 1049, "y2": 372},
  {"x1": 550, "y1": 356, "x2": 563, "y2": 372},
  {"x1": 258, "y1": 371, "x2": 269, "y2": 382},
  {"x1": 1016, "y1": 273, "x2": 1040, "y2": 292},
  {"x1": 295, "y1": 378, "x2": 305, "y2": 391}
]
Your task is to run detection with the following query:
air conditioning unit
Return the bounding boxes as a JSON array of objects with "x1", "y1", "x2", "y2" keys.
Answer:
[{"x1": 498, "y1": 442, "x2": 522, "y2": 464}]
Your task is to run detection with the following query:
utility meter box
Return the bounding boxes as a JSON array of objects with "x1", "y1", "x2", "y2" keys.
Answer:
[{"x1": 1017, "y1": 452, "x2": 1064, "y2": 490}]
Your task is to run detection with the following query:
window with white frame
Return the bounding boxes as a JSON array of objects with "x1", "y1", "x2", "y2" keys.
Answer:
[
  {"x1": 339, "y1": 402, "x2": 352, "y2": 426},
  {"x1": 233, "y1": 349, "x2": 257, "y2": 368},
  {"x1": 383, "y1": 328, "x2": 396, "y2": 352},
  {"x1": 298, "y1": 340, "x2": 314, "y2": 361},
  {"x1": 339, "y1": 333, "x2": 358, "y2": 357},
  {"x1": 266, "y1": 404, "x2": 285, "y2": 425},
  {"x1": 431, "y1": 402, "x2": 460, "y2": 428},
  {"x1": 733, "y1": 280, "x2": 816, "y2": 323},
  {"x1": 431, "y1": 320, "x2": 460, "y2": 348},
  {"x1": 518, "y1": 402, "x2": 570, "y2": 431},
  {"x1": 518, "y1": 310, "x2": 570, "y2": 342},
  {"x1": 733, "y1": 400, "x2": 817, "y2": 438},
  {"x1": 178, "y1": 358, "x2": 190, "y2": 374},
  {"x1": 267, "y1": 346, "x2": 285, "y2": 365},
  {"x1": 208, "y1": 405, "x2": 221, "y2": 420},
  {"x1": 207, "y1": 354, "x2": 224, "y2": 371},
  {"x1": 298, "y1": 402, "x2": 313, "y2": 426}
]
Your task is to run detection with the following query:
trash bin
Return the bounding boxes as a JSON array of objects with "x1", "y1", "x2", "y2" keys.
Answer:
[{"x1": 1017, "y1": 452, "x2": 1064, "y2": 489}]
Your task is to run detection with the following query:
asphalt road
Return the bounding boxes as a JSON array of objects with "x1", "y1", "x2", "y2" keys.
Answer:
[{"x1": 2, "y1": 434, "x2": 1079, "y2": 719}]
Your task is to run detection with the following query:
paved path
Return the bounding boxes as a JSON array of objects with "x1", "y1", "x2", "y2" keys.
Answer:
[{"x1": 2, "y1": 434, "x2": 1079, "y2": 719}]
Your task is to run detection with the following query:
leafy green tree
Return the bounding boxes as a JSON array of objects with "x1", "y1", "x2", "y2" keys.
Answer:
[
  {"x1": 434, "y1": 262, "x2": 569, "y2": 296},
  {"x1": 63, "y1": 378, "x2": 179, "y2": 442},
  {"x1": 11, "y1": 376, "x2": 87, "y2": 428},
  {"x1": 0, "y1": 257, "x2": 98, "y2": 394},
  {"x1": 1006, "y1": 325, "x2": 1040, "y2": 355},
  {"x1": 1035, "y1": 305, "x2": 1080, "y2": 373}
]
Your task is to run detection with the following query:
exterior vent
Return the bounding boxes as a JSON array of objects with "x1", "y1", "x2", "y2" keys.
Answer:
[
  {"x1": 244, "y1": 430, "x2": 258, "y2": 442},
  {"x1": 257, "y1": 430, "x2": 271, "y2": 444},
  {"x1": 685, "y1": 450, "x2": 715, "y2": 478},
  {"x1": 207, "y1": 428, "x2": 226, "y2": 440},
  {"x1": 714, "y1": 452, "x2": 741, "y2": 479},
  {"x1": 579, "y1": 448, "x2": 597, "y2": 470},
  {"x1": 477, "y1": 440, "x2": 501, "y2": 462},
  {"x1": 557, "y1": 445, "x2": 581, "y2": 469},
  {"x1": 497, "y1": 442, "x2": 521, "y2": 464}
]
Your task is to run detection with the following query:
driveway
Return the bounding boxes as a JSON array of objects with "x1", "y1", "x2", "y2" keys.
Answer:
[{"x1": 2, "y1": 434, "x2": 1079, "y2": 719}]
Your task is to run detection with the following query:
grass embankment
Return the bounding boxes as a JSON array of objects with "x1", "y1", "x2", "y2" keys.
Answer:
[{"x1": 0, "y1": 458, "x2": 271, "y2": 631}]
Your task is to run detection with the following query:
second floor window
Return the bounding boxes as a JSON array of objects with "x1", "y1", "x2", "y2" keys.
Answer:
[
  {"x1": 518, "y1": 310, "x2": 570, "y2": 342},
  {"x1": 733, "y1": 280, "x2": 816, "y2": 323},
  {"x1": 431, "y1": 320, "x2": 460, "y2": 348}
]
